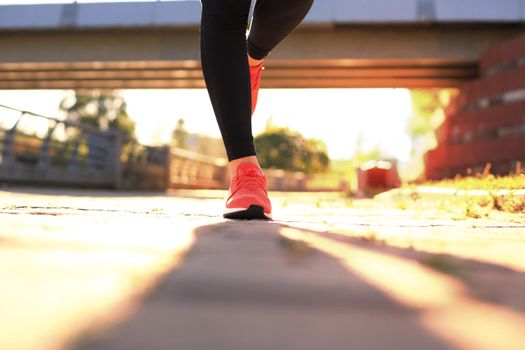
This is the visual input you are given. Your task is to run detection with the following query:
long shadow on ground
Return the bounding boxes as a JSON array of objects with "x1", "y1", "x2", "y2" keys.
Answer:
[
  {"x1": 73, "y1": 221, "x2": 450, "y2": 350},
  {"x1": 280, "y1": 223, "x2": 525, "y2": 314}
]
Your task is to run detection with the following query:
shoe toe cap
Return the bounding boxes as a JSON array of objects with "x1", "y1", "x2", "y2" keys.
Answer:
[{"x1": 227, "y1": 193, "x2": 271, "y2": 213}]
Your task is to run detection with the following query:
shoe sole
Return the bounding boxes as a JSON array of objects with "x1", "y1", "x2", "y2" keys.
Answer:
[{"x1": 223, "y1": 205, "x2": 272, "y2": 220}]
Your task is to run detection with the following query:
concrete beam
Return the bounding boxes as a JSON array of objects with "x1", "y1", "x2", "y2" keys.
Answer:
[
  {"x1": 0, "y1": 24, "x2": 523, "y2": 88},
  {"x1": 2, "y1": 26, "x2": 520, "y2": 63},
  {"x1": 1, "y1": 0, "x2": 524, "y2": 30},
  {"x1": 0, "y1": 58, "x2": 476, "y2": 89}
]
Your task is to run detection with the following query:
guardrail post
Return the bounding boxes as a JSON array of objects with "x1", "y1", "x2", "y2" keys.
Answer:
[
  {"x1": 2, "y1": 115, "x2": 22, "y2": 167},
  {"x1": 37, "y1": 123, "x2": 57, "y2": 169},
  {"x1": 68, "y1": 136, "x2": 81, "y2": 172},
  {"x1": 109, "y1": 130, "x2": 122, "y2": 189},
  {"x1": 163, "y1": 145, "x2": 171, "y2": 190},
  {"x1": 2, "y1": 128, "x2": 16, "y2": 167},
  {"x1": 86, "y1": 133, "x2": 97, "y2": 171}
]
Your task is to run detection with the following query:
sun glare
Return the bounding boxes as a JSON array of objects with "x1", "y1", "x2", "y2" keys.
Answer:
[{"x1": 0, "y1": 88, "x2": 413, "y2": 161}]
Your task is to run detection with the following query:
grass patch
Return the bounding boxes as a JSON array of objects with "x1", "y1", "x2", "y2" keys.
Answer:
[
  {"x1": 409, "y1": 174, "x2": 525, "y2": 215},
  {"x1": 420, "y1": 174, "x2": 525, "y2": 191}
]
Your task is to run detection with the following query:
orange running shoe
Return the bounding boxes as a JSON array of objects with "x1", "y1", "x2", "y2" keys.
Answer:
[
  {"x1": 249, "y1": 61, "x2": 264, "y2": 114},
  {"x1": 224, "y1": 162, "x2": 272, "y2": 220}
]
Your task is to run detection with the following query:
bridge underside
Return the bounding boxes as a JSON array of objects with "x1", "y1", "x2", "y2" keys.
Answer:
[
  {"x1": 0, "y1": 25, "x2": 523, "y2": 89},
  {"x1": 0, "y1": 59, "x2": 477, "y2": 89}
]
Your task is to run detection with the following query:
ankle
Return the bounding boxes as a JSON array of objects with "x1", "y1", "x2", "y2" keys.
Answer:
[{"x1": 229, "y1": 156, "x2": 260, "y2": 175}]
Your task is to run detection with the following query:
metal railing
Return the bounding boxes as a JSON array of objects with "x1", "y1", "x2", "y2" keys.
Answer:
[
  {"x1": 0, "y1": 104, "x2": 346, "y2": 192},
  {"x1": 120, "y1": 141, "x2": 170, "y2": 190},
  {"x1": 169, "y1": 147, "x2": 228, "y2": 189},
  {"x1": 0, "y1": 103, "x2": 122, "y2": 187},
  {"x1": 0, "y1": 103, "x2": 226, "y2": 190}
]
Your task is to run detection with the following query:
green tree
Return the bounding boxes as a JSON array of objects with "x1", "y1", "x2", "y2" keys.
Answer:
[
  {"x1": 404, "y1": 88, "x2": 457, "y2": 180},
  {"x1": 59, "y1": 91, "x2": 135, "y2": 139},
  {"x1": 408, "y1": 89, "x2": 453, "y2": 141},
  {"x1": 254, "y1": 126, "x2": 330, "y2": 173},
  {"x1": 301, "y1": 138, "x2": 330, "y2": 172}
]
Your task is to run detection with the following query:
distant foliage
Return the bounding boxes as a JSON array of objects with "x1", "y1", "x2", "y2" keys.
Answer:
[
  {"x1": 59, "y1": 91, "x2": 136, "y2": 140},
  {"x1": 404, "y1": 89, "x2": 457, "y2": 180},
  {"x1": 408, "y1": 89, "x2": 453, "y2": 140},
  {"x1": 170, "y1": 118, "x2": 227, "y2": 159},
  {"x1": 254, "y1": 126, "x2": 329, "y2": 173}
]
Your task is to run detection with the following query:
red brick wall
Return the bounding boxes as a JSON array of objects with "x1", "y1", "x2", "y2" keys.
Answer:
[{"x1": 425, "y1": 33, "x2": 525, "y2": 180}]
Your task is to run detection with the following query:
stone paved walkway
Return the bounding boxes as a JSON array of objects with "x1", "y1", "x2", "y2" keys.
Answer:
[{"x1": 1, "y1": 187, "x2": 524, "y2": 350}]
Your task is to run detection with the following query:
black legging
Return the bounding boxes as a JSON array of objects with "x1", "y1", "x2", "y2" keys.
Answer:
[{"x1": 200, "y1": 0, "x2": 314, "y2": 161}]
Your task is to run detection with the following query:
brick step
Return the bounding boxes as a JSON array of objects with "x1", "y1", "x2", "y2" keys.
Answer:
[
  {"x1": 481, "y1": 33, "x2": 525, "y2": 76},
  {"x1": 437, "y1": 100, "x2": 525, "y2": 143},
  {"x1": 425, "y1": 160, "x2": 520, "y2": 180},
  {"x1": 446, "y1": 65, "x2": 525, "y2": 115},
  {"x1": 425, "y1": 135, "x2": 525, "y2": 171}
]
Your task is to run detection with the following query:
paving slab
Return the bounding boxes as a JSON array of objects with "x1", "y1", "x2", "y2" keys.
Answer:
[{"x1": 1, "y1": 187, "x2": 524, "y2": 350}]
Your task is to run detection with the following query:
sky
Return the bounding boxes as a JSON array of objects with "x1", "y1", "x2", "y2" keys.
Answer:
[
  {"x1": 0, "y1": 0, "x2": 187, "y2": 4},
  {"x1": 0, "y1": 88, "x2": 413, "y2": 161}
]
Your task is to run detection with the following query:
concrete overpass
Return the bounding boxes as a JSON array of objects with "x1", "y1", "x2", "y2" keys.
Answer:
[{"x1": 0, "y1": 0, "x2": 524, "y2": 89}]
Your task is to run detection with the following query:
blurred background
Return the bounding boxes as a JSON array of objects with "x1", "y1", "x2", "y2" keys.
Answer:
[{"x1": 1, "y1": 0, "x2": 524, "y2": 195}]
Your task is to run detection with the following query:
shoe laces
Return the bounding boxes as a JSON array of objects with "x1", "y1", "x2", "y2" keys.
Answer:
[{"x1": 232, "y1": 171, "x2": 266, "y2": 193}]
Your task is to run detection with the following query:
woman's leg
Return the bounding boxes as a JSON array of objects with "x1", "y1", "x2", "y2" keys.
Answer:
[
  {"x1": 200, "y1": 0, "x2": 254, "y2": 163},
  {"x1": 246, "y1": 0, "x2": 314, "y2": 116},
  {"x1": 247, "y1": 0, "x2": 314, "y2": 61},
  {"x1": 201, "y1": 0, "x2": 314, "y2": 164},
  {"x1": 201, "y1": 0, "x2": 267, "y2": 219},
  {"x1": 200, "y1": 0, "x2": 313, "y2": 219}
]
